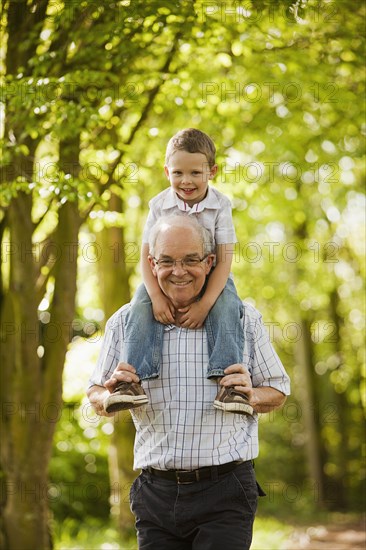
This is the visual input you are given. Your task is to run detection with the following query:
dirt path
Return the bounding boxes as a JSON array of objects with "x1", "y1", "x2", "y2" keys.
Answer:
[{"x1": 284, "y1": 521, "x2": 365, "y2": 549}]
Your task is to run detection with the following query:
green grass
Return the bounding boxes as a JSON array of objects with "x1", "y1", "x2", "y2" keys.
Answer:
[
  {"x1": 54, "y1": 513, "x2": 362, "y2": 549},
  {"x1": 54, "y1": 519, "x2": 136, "y2": 550},
  {"x1": 251, "y1": 517, "x2": 293, "y2": 550},
  {"x1": 54, "y1": 516, "x2": 292, "y2": 550}
]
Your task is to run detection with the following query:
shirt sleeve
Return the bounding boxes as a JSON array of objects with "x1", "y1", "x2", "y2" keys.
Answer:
[
  {"x1": 214, "y1": 198, "x2": 237, "y2": 244},
  {"x1": 244, "y1": 307, "x2": 291, "y2": 395},
  {"x1": 88, "y1": 311, "x2": 124, "y2": 388}
]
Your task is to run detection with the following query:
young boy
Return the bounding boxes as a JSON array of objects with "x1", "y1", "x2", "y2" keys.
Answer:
[{"x1": 104, "y1": 129, "x2": 253, "y2": 416}]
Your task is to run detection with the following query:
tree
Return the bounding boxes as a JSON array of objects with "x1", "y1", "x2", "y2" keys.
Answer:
[
  {"x1": 104, "y1": 0, "x2": 365, "y2": 513},
  {"x1": 1, "y1": 1, "x2": 364, "y2": 547},
  {"x1": 0, "y1": 1, "x2": 196, "y2": 547}
]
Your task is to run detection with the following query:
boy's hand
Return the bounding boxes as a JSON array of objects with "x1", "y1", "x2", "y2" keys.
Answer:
[
  {"x1": 177, "y1": 301, "x2": 211, "y2": 329},
  {"x1": 151, "y1": 293, "x2": 176, "y2": 324}
]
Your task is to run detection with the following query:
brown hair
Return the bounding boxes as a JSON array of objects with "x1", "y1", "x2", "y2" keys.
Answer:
[{"x1": 165, "y1": 128, "x2": 216, "y2": 168}]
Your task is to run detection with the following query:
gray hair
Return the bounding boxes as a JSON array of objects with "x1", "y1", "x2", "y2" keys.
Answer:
[{"x1": 148, "y1": 214, "x2": 215, "y2": 257}]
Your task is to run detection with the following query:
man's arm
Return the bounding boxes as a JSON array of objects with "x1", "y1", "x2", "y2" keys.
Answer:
[
  {"x1": 199, "y1": 243, "x2": 233, "y2": 311},
  {"x1": 87, "y1": 385, "x2": 114, "y2": 417},
  {"x1": 247, "y1": 386, "x2": 286, "y2": 413}
]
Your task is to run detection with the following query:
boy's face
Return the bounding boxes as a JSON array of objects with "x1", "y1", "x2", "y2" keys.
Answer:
[{"x1": 164, "y1": 150, "x2": 218, "y2": 206}]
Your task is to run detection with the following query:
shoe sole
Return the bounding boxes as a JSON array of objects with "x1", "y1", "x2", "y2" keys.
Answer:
[
  {"x1": 213, "y1": 400, "x2": 254, "y2": 415},
  {"x1": 104, "y1": 395, "x2": 149, "y2": 413}
]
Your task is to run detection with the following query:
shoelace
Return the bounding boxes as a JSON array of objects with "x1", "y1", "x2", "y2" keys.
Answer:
[
  {"x1": 114, "y1": 381, "x2": 133, "y2": 393},
  {"x1": 226, "y1": 387, "x2": 249, "y2": 401}
]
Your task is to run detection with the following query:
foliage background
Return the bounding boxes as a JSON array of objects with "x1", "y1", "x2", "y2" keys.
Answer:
[{"x1": 1, "y1": 0, "x2": 365, "y2": 548}]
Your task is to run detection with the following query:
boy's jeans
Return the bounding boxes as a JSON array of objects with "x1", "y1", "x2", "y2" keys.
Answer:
[{"x1": 124, "y1": 278, "x2": 244, "y2": 380}]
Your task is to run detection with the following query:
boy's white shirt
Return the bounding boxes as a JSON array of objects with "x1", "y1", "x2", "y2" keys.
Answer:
[{"x1": 142, "y1": 186, "x2": 237, "y2": 246}]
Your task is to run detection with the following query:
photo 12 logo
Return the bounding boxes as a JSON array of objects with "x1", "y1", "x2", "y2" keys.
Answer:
[
  {"x1": 201, "y1": 81, "x2": 338, "y2": 104},
  {"x1": 199, "y1": 2, "x2": 340, "y2": 24}
]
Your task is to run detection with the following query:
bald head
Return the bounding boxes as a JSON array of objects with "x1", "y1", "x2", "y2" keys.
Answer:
[{"x1": 148, "y1": 215, "x2": 214, "y2": 258}]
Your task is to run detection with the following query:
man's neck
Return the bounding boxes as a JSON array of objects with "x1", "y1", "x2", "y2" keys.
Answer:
[{"x1": 173, "y1": 310, "x2": 185, "y2": 327}]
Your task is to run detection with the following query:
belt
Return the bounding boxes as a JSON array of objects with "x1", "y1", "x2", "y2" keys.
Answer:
[{"x1": 144, "y1": 460, "x2": 246, "y2": 484}]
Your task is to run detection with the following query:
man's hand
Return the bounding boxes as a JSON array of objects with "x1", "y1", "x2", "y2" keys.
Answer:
[
  {"x1": 151, "y1": 293, "x2": 176, "y2": 324},
  {"x1": 87, "y1": 363, "x2": 141, "y2": 417},
  {"x1": 177, "y1": 301, "x2": 211, "y2": 328},
  {"x1": 220, "y1": 363, "x2": 257, "y2": 402},
  {"x1": 104, "y1": 362, "x2": 140, "y2": 393},
  {"x1": 220, "y1": 364, "x2": 286, "y2": 413}
]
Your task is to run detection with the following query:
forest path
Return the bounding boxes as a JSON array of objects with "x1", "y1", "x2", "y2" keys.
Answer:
[{"x1": 284, "y1": 520, "x2": 365, "y2": 549}]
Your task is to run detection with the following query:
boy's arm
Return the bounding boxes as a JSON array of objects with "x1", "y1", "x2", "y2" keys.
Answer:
[
  {"x1": 178, "y1": 243, "x2": 234, "y2": 328},
  {"x1": 141, "y1": 242, "x2": 161, "y2": 299},
  {"x1": 200, "y1": 243, "x2": 233, "y2": 309},
  {"x1": 141, "y1": 243, "x2": 175, "y2": 323}
]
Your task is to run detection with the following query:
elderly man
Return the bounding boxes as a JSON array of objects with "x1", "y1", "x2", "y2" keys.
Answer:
[{"x1": 87, "y1": 215, "x2": 290, "y2": 550}]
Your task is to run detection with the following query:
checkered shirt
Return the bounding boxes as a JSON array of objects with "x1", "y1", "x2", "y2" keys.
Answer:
[{"x1": 89, "y1": 302, "x2": 291, "y2": 471}]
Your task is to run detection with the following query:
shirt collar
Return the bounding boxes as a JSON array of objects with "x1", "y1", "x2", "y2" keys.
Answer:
[{"x1": 161, "y1": 186, "x2": 220, "y2": 213}]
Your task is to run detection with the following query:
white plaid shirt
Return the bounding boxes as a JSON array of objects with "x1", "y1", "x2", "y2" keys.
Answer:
[
  {"x1": 89, "y1": 302, "x2": 290, "y2": 471},
  {"x1": 142, "y1": 186, "x2": 237, "y2": 245}
]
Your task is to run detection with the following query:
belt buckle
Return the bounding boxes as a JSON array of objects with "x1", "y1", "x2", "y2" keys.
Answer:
[{"x1": 176, "y1": 470, "x2": 196, "y2": 484}]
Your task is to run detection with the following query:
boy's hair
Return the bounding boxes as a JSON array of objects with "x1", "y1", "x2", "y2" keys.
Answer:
[{"x1": 165, "y1": 128, "x2": 216, "y2": 168}]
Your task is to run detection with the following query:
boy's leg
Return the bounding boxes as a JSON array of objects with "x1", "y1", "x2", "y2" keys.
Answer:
[
  {"x1": 124, "y1": 284, "x2": 163, "y2": 379},
  {"x1": 205, "y1": 279, "x2": 253, "y2": 415},
  {"x1": 104, "y1": 284, "x2": 164, "y2": 413},
  {"x1": 205, "y1": 278, "x2": 244, "y2": 375}
]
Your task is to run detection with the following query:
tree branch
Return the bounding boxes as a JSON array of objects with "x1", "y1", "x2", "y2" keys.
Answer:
[{"x1": 79, "y1": 28, "x2": 184, "y2": 221}]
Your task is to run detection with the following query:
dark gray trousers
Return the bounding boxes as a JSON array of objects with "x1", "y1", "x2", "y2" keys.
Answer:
[{"x1": 129, "y1": 461, "x2": 261, "y2": 550}]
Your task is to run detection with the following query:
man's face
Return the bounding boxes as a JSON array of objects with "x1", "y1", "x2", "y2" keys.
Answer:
[
  {"x1": 164, "y1": 150, "x2": 218, "y2": 207},
  {"x1": 149, "y1": 225, "x2": 214, "y2": 309}
]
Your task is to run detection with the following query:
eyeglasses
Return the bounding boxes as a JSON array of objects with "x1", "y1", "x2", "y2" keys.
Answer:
[{"x1": 152, "y1": 255, "x2": 209, "y2": 269}]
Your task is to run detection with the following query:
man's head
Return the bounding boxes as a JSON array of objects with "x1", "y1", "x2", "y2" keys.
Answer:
[
  {"x1": 148, "y1": 215, "x2": 215, "y2": 309},
  {"x1": 164, "y1": 129, "x2": 218, "y2": 207}
]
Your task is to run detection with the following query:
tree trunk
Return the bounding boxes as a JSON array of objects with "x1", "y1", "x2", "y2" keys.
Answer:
[
  {"x1": 295, "y1": 316, "x2": 327, "y2": 507},
  {"x1": 0, "y1": 134, "x2": 82, "y2": 549},
  {"x1": 325, "y1": 289, "x2": 348, "y2": 509},
  {"x1": 1, "y1": 193, "x2": 52, "y2": 549},
  {"x1": 112, "y1": 414, "x2": 136, "y2": 533},
  {"x1": 96, "y1": 192, "x2": 136, "y2": 532},
  {"x1": 1, "y1": 3, "x2": 52, "y2": 543},
  {"x1": 97, "y1": 194, "x2": 131, "y2": 317}
]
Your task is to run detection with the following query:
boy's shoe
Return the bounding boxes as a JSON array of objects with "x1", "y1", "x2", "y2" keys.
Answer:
[
  {"x1": 104, "y1": 381, "x2": 149, "y2": 413},
  {"x1": 213, "y1": 386, "x2": 254, "y2": 415}
]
